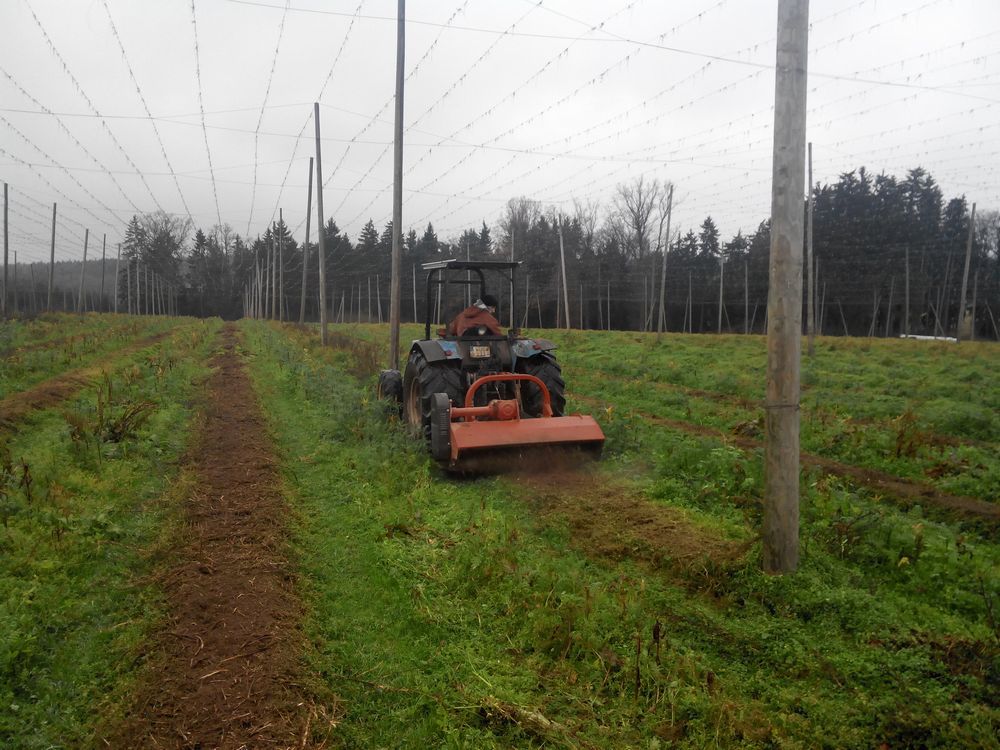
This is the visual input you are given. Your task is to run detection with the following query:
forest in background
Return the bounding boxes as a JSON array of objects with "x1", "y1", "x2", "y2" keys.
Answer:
[{"x1": 4, "y1": 166, "x2": 998, "y2": 339}]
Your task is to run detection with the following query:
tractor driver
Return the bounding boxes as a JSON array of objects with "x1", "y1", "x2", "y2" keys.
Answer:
[{"x1": 447, "y1": 294, "x2": 503, "y2": 336}]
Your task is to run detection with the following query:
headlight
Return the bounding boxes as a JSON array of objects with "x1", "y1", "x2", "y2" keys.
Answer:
[{"x1": 477, "y1": 326, "x2": 487, "y2": 335}]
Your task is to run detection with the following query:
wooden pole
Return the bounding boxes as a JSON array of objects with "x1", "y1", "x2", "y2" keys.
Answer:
[
  {"x1": 78, "y1": 228, "x2": 89, "y2": 314},
  {"x1": 300, "y1": 157, "x2": 313, "y2": 323},
  {"x1": 509, "y1": 234, "x2": 515, "y2": 329},
  {"x1": 99, "y1": 234, "x2": 107, "y2": 311},
  {"x1": 12, "y1": 251, "x2": 17, "y2": 314},
  {"x1": 806, "y1": 142, "x2": 815, "y2": 356},
  {"x1": 763, "y1": 0, "x2": 808, "y2": 575},
  {"x1": 904, "y1": 245, "x2": 910, "y2": 336},
  {"x1": 314, "y1": 103, "x2": 328, "y2": 345},
  {"x1": 557, "y1": 219, "x2": 570, "y2": 330},
  {"x1": 114, "y1": 243, "x2": 120, "y2": 313},
  {"x1": 30, "y1": 263, "x2": 37, "y2": 313},
  {"x1": 657, "y1": 185, "x2": 674, "y2": 338},
  {"x1": 376, "y1": 274, "x2": 383, "y2": 324},
  {"x1": 717, "y1": 256, "x2": 725, "y2": 334},
  {"x1": 271, "y1": 231, "x2": 278, "y2": 320},
  {"x1": 47, "y1": 202, "x2": 56, "y2": 311},
  {"x1": 2, "y1": 183, "x2": 7, "y2": 316},
  {"x1": 412, "y1": 264, "x2": 417, "y2": 322},
  {"x1": 367, "y1": 276, "x2": 372, "y2": 322},
  {"x1": 127, "y1": 258, "x2": 132, "y2": 314},
  {"x1": 278, "y1": 208, "x2": 285, "y2": 321},
  {"x1": 957, "y1": 202, "x2": 976, "y2": 341},
  {"x1": 388, "y1": 0, "x2": 405, "y2": 368}
]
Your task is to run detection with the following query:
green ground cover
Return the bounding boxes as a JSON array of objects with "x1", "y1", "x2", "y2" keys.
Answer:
[
  {"x1": 340, "y1": 324, "x2": 999, "y2": 502},
  {"x1": 0, "y1": 319, "x2": 221, "y2": 748},
  {"x1": 246, "y1": 321, "x2": 999, "y2": 748},
  {"x1": 0, "y1": 314, "x2": 181, "y2": 400}
]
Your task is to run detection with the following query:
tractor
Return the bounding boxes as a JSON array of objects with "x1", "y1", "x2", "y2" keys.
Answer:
[{"x1": 377, "y1": 259, "x2": 604, "y2": 472}]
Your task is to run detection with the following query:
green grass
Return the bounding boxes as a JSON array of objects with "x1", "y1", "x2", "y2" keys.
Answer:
[
  {"x1": 0, "y1": 314, "x2": 182, "y2": 399},
  {"x1": 0, "y1": 319, "x2": 221, "y2": 748},
  {"x1": 243, "y1": 321, "x2": 1000, "y2": 748}
]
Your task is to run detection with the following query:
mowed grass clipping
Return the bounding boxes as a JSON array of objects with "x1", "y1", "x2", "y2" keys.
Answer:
[
  {"x1": 243, "y1": 320, "x2": 999, "y2": 749},
  {"x1": 0, "y1": 319, "x2": 221, "y2": 748}
]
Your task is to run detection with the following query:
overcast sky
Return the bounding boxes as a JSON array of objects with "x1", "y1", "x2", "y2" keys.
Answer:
[{"x1": 1, "y1": 0, "x2": 998, "y2": 263}]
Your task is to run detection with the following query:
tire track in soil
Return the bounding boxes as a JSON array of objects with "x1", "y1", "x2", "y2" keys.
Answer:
[
  {"x1": 0, "y1": 327, "x2": 179, "y2": 433},
  {"x1": 112, "y1": 325, "x2": 315, "y2": 749},
  {"x1": 574, "y1": 394, "x2": 1000, "y2": 525}
]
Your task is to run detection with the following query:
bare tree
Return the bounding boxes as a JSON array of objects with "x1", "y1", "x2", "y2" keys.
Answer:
[{"x1": 612, "y1": 176, "x2": 664, "y2": 260}]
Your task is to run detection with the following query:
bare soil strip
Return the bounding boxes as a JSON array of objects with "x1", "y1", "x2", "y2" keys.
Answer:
[
  {"x1": 0, "y1": 328, "x2": 177, "y2": 432},
  {"x1": 113, "y1": 325, "x2": 310, "y2": 748},
  {"x1": 575, "y1": 394, "x2": 1000, "y2": 524}
]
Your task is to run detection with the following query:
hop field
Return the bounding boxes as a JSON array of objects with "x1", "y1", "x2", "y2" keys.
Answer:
[{"x1": 0, "y1": 314, "x2": 997, "y2": 748}]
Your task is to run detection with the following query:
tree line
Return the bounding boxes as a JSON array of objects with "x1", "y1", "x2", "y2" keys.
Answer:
[{"x1": 64, "y1": 165, "x2": 996, "y2": 339}]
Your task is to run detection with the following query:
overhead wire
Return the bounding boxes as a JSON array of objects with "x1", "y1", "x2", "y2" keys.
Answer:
[
  {"x1": 189, "y1": 0, "x2": 224, "y2": 229},
  {"x1": 247, "y1": 0, "x2": 291, "y2": 236},
  {"x1": 23, "y1": 0, "x2": 165, "y2": 214},
  {"x1": 98, "y1": 0, "x2": 194, "y2": 222}
]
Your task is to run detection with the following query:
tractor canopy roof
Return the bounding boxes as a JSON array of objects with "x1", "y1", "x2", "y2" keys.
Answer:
[{"x1": 421, "y1": 259, "x2": 520, "y2": 272}]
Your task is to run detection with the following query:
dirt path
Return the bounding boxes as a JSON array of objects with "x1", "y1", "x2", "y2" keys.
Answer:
[
  {"x1": 0, "y1": 327, "x2": 178, "y2": 432},
  {"x1": 575, "y1": 394, "x2": 1000, "y2": 525},
  {"x1": 113, "y1": 325, "x2": 312, "y2": 748}
]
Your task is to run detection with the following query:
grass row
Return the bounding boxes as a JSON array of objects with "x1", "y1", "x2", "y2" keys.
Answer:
[
  {"x1": 245, "y1": 320, "x2": 999, "y2": 748},
  {"x1": 0, "y1": 314, "x2": 181, "y2": 400},
  {"x1": 0, "y1": 319, "x2": 221, "y2": 748}
]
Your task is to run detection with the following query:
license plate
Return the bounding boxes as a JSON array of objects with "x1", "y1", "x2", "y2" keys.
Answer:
[{"x1": 469, "y1": 345, "x2": 491, "y2": 359}]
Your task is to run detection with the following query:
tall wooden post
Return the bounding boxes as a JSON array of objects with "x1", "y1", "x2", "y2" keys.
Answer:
[
  {"x1": 127, "y1": 258, "x2": 132, "y2": 314},
  {"x1": 48, "y1": 202, "x2": 56, "y2": 311},
  {"x1": 314, "y1": 102, "x2": 328, "y2": 345},
  {"x1": 557, "y1": 218, "x2": 570, "y2": 330},
  {"x1": 388, "y1": 0, "x2": 405, "y2": 368},
  {"x1": 957, "y1": 202, "x2": 976, "y2": 341},
  {"x1": 278, "y1": 208, "x2": 285, "y2": 321},
  {"x1": 78, "y1": 229, "x2": 89, "y2": 314},
  {"x1": 763, "y1": 0, "x2": 808, "y2": 575},
  {"x1": 99, "y1": 234, "x2": 107, "y2": 311},
  {"x1": 271, "y1": 231, "x2": 278, "y2": 320},
  {"x1": 904, "y1": 245, "x2": 910, "y2": 336},
  {"x1": 806, "y1": 142, "x2": 815, "y2": 356},
  {"x1": 412, "y1": 264, "x2": 417, "y2": 321},
  {"x1": 657, "y1": 184, "x2": 673, "y2": 339},
  {"x1": 114, "y1": 243, "x2": 121, "y2": 313},
  {"x1": 509, "y1": 235, "x2": 515, "y2": 329},
  {"x1": 300, "y1": 156, "x2": 313, "y2": 323},
  {"x1": 717, "y1": 256, "x2": 725, "y2": 334},
  {"x1": 2, "y1": 183, "x2": 7, "y2": 316}
]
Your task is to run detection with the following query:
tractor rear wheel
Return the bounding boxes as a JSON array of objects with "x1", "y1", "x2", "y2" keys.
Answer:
[
  {"x1": 516, "y1": 353, "x2": 566, "y2": 417},
  {"x1": 402, "y1": 350, "x2": 465, "y2": 442}
]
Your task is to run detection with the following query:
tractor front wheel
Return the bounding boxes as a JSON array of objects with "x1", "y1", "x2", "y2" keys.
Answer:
[{"x1": 402, "y1": 350, "x2": 465, "y2": 443}]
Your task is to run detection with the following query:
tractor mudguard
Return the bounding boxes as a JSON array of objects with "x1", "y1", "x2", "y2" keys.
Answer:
[
  {"x1": 411, "y1": 339, "x2": 461, "y2": 364},
  {"x1": 511, "y1": 338, "x2": 556, "y2": 359}
]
